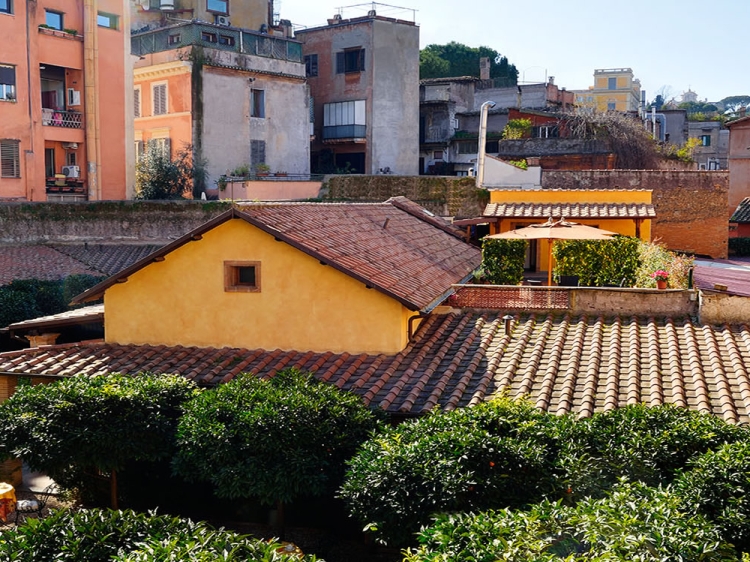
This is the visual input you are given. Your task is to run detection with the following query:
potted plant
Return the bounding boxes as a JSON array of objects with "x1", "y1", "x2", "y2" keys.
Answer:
[
  {"x1": 216, "y1": 175, "x2": 228, "y2": 191},
  {"x1": 274, "y1": 170, "x2": 288, "y2": 177},
  {"x1": 254, "y1": 163, "x2": 270, "y2": 177},
  {"x1": 650, "y1": 269, "x2": 669, "y2": 289}
]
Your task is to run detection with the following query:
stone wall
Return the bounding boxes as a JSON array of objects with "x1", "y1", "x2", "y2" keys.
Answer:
[
  {"x1": 0, "y1": 201, "x2": 230, "y2": 245},
  {"x1": 323, "y1": 175, "x2": 488, "y2": 218},
  {"x1": 699, "y1": 292, "x2": 750, "y2": 325},
  {"x1": 542, "y1": 170, "x2": 729, "y2": 258}
]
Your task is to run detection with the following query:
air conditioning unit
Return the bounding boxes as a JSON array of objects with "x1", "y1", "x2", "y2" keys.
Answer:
[
  {"x1": 215, "y1": 15, "x2": 230, "y2": 26},
  {"x1": 159, "y1": 0, "x2": 174, "y2": 10},
  {"x1": 62, "y1": 165, "x2": 80, "y2": 178},
  {"x1": 62, "y1": 142, "x2": 78, "y2": 150}
]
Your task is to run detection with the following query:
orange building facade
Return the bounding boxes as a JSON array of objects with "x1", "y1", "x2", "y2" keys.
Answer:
[{"x1": 0, "y1": 0, "x2": 132, "y2": 201}]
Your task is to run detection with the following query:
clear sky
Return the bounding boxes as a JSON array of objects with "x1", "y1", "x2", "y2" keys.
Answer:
[{"x1": 277, "y1": 0, "x2": 748, "y2": 104}]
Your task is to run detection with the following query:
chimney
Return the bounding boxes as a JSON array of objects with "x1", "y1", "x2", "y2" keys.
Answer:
[
  {"x1": 740, "y1": 107, "x2": 747, "y2": 118},
  {"x1": 479, "y1": 57, "x2": 490, "y2": 80},
  {"x1": 25, "y1": 333, "x2": 60, "y2": 348},
  {"x1": 328, "y1": 13, "x2": 342, "y2": 25}
]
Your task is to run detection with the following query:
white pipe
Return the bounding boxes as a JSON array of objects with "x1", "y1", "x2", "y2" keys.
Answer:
[{"x1": 476, "y1": 100, "x2": 496, "y2": 188}]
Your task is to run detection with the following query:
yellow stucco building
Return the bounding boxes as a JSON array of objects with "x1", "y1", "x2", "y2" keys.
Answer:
[
  {"x1": 483, "y1": 188, "x2": 655, "y2": 274},
  {"x1": 74, "y1": 200, "x2": 481, "y2": 355},
  {"x1": 574, "y1": 68, "x2": 642, "y2": 113}
]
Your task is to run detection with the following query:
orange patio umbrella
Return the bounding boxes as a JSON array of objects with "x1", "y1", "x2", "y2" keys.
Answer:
[{"x1": 486, "y1": 218, "x2": 616, "y2": 286}]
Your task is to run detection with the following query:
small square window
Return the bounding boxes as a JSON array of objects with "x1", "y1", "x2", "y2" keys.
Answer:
[
  {"x1": 700, "y1": 134, "x2": 711, "y2": 147},
  {"x1": 201, "y1": 31, "x2": 217, "y2": 43},
  {"x1": 224, "y1": 261, "x2": 260, "y2": 292},
  {"x1": 168, "y1": 33, "x2": 181, "y2": 45},
  {"x1": 304, "y1": 54, "x2": 318, "y2": 77},
  {"x1": 433, "y1": 150, "x2": 443, "y2": 160},
  {"x1": 0, "y1": 0, "x2": 12, "y2": 15},
  {"x1": 607, "y1": 77, "x2": 617, "y2": 90},
  {"x1": 0, "y1": 64, "x2": 16, "y2": 102},
  {"x1": 45, "y1": 10, "x2": 63, "y2": 30},
  {"x1": 219, "y1": 34, "x2": 234, "y2": 46}
]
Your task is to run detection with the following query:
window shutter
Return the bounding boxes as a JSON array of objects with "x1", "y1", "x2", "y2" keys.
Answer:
[
  {"x1": 0, "y1": 140, "x2": 20, "y2": 178},
  {"x1": 251, "y1": 139, "x2": 266, "y2": 165},
  {"x1": 153, "y1": 84, "x2": 167, "y2": 115},
  {"x1": 336, "y1": 51, "x2": 344, "y2": 74},
  {"x1": 134, "y1": 88, "x2": 141, "y2": 118}
]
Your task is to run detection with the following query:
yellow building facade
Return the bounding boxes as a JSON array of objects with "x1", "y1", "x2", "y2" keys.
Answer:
[
  {"x1": 103, "y1": 217, "x2": 417, "y2": 354},
  {"x1": 574, "y1": 68, "x2": 642, "y2": 113}
]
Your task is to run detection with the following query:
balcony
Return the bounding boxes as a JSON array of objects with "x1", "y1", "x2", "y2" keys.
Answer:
[
  {"x1": 131, "y1": 22, "x2": 303, "y2": 63},
  {"x1": 323, "y1": 124, "x2": 366, "y2": 142},
  {"x1": 42, "y1": 108, "x2": 83, "y2": 129}
]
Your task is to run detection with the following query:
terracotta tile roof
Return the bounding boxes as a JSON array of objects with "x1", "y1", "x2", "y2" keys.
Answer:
[
  {"x1": 4, "y1": 311, "x2": 750, "y2": 423},
  {"x1": 51, "y1": 244, "x2": 164, "y2": 276},
  {"x1": 0, "y1": 246, "x2": 101, "y2": 286},
  {"x1": 483, "y1": 202, "x2": 656, "y2": 220},
  {"x1": 74, "y1": 200, "x2": 481, "y2": 312},
  {"x1": 730, "y1": 198, "x2": 750, "y2": 223},
  {"x1": 5, "y1": 304, "x2": 104, "y2": 333}
]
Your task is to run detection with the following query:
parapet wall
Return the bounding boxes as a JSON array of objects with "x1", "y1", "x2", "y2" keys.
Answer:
[
  {"x1": 542, "y1": 170, "x2": 728, "y2": 258},
  {"x1": 0, "y1": 201, "x2": 230, "y2": 245}
]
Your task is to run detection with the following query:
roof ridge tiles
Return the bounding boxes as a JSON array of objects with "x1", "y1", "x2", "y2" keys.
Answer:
[
  {"x1": 602, "y1": 316, "x2": 622, "y2": 412},
  {"x1": 536, "y1": 314, "x2": 571, "y2": 411},
  {"x1": 664, "y1": 318, "x2": 687, "y2": 408},
  {"x1": 682, "y1": 321, "x2": 712, "y2": 416},
  {"x1": 554, "y1": 316, "x2": 587, "y2": 415},
  {"x1": 625, "y1": 318, "x2": 641, "y2": 407},
  {"x1": 702, "y1": 325, "x2": 738, "y2": 424},
  {"x1": 517, "y1": 314, "x2": 555, "y2": 397},
  {"x1": 578, "y1": 316, "x2": 605, "y2": 419}
]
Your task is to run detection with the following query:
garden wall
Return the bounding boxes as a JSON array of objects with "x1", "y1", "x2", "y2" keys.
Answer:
[
  {"x1": 0, "y1": 201, "x2": 230, "y2": 245},
  {"x1": 699, "y1": 292, "x2": 750, "y2": 325},
  {"x1": 323, "y1": 175, "x2": 488, "y2": 218},
  {"x1": 542, "y1": 170, "x2": 729, "y2": 259}
]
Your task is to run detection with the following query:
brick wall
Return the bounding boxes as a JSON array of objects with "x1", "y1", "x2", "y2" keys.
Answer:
[{"x1": 542, "y1": 170, "x2": 729, "y2": 258}]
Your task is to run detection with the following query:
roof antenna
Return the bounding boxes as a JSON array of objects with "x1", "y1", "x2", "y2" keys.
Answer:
[{"x1": 382, "y1": 218, "x2": 390, "y2": 229}]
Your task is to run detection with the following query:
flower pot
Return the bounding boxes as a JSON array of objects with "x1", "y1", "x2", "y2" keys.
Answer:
[{"x1": 656, "y1": 279, "x2": 667, "y2": 290}]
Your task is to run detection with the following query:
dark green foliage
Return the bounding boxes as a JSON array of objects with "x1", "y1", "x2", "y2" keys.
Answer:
[
  {"x1": 0, "y1": 508, "x2": 318, "y2": 561},
  {"x1": 729, "y1": 237, "x2": 750, "y2": 257},
  {"x1": 405, "y1": 481, "x2": 736, "y2": 561},
  {"x1": 339, "y1": 398, "x2": 562, "y2": 547},
  {"x1": 480, "y1": 238, "x2": 526, "y2": 285},
  {"x1": 62, "y1": 274, "x2": 105, "y2": 305},
  {"x1": 676, "y1": 442, "x2": 750, "y2": 554},
  {"x1": 419, "y1": 42, "x2": 518, "y2": 83},
  {"x1": 173, "y1": 369, "x2": 384, "y2": 506},
  {"x1": 0, "y1": 373, "x2": 198, "y2": 492},
  {"x1": 552, "y1": 236, "x2": 640, "y2": 287},
  {"x1": 135, "y1": 143, "x2": 205, "y2": 200},
  {"x1": 556, "y1": 404, "x2": 749, "y2": 500},
  {"x1": 0, "y1": 275, "x2": 105, "y2": 328}
]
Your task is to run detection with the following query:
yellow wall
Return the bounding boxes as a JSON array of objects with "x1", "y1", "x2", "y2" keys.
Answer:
[
  {"x1": 104, "y1": 218, "x2": 416, "y2": 354},
  {"x1": 488, "y1": 189, "x2": 653, "y2": 273}
]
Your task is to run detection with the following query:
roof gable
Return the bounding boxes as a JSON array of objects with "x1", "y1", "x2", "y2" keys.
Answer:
[{"x1": 73, "y1": 200, "x2": 481, "y2": 312}]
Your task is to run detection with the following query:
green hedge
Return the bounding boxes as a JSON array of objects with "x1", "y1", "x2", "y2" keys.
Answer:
[
  {"x1": 729, "y1": 237, "x2": 750, "y2": 257},
  {"x1": 0, "y1": 508, "x2": 319, "y2": 561},
  {"x1": 405, "y1": 481, "x2": 735, "y2": 561},
  {"x1": 480, "y1": 238, "x2": 527, "y2": 285}
]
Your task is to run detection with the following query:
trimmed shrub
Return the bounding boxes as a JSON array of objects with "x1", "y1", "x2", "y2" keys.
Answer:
[
  {"x1": 676, "y1": 441, "x2": 750, "y2": 554},
  {"x1": 0, "y1": 373, "x2": 198, "y2": 506},
  {"x1": 480, "y1": 238, "x2": 527, "y2": 285},
  {"x1": 729, "y1": 237, "x2": 750, "y2": 257},
  {"x1": 173, "y1": 369, "x2": 384, "y2": 507},
  {"x1": 552, "y1": 236, "x2": 640, "y2": 287},
  {"x1": 405, "y1": 481, "x2": 735, "y2": 562},
  {"x1": 556, "y1": 404, "x2": 749, "y2": 500},
  {"x1": 0, "y1": 508, "x2": 319, "y2": 561},
  {"x1": 635, "y1": 239, "x2": 693, "y2": 289},
  {"x1": 339, "y1": 398, "x2": 562, "y2": 546}
]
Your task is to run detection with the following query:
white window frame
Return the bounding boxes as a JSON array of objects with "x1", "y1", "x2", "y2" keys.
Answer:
[
  {"x1": 323, "y1": 99, "x2": 366, "y2": 127},
  {"x1": 152, "y1": 82, "x2": 167, "y2": 116},
  {"x1": 0, "y1": 63, "x2": 16, "y2": 102}
]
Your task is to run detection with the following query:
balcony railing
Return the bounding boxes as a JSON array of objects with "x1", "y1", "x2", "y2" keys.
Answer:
[
  {"x1": 131, "y1": 22, "x2": 303, "y2": 63},
  {"x1": 323, "y1": 124, "x2": 366, "y2": 141},
  {"x1": 42, "y1": 108, "x2": 83, "y2": 129}
]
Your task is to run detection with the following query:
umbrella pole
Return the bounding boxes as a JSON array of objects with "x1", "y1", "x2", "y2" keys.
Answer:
[{"x1": 547, "y1": 239, "x2": 553, "y2": 286}]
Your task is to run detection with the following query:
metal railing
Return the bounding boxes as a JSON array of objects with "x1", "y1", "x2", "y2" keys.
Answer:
[
  {"x1": 323, "y1": 124, "x2": 366, "y2": 141},
  {"x1": 41, "y1": 108, "x2": 83, "y2": 129},
  {"x1": 131, "y1": 22, "x2": 303, "y2": 63}
]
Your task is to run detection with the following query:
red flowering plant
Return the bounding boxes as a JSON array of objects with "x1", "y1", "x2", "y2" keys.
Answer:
[{"x1": 650, "y1": 269, "x2": 669, "y2": 282}]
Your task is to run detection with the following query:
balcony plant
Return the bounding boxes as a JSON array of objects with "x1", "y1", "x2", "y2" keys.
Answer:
[
  {"x1": 650, "y1": 269, "x2": 669, "y2": 289},
  {"x1": 254, "y1": 163, "x2": 270, "y2": 177}
]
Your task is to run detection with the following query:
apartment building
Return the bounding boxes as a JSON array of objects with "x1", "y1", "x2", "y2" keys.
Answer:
[
  {"x1": 1, "y1": 0, "x2": 132, "y2": 201},
  {"x1": 574, "y1": 68, "x2": 643, "y2": 114}
]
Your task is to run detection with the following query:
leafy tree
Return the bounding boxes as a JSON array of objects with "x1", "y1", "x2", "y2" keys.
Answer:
[
  {"x1": 678, "y1": 100, "x2": 720, "y2": 117},
  {"x1": 0, "y1": 508, "x2": 319, "y2": 562},
  {"x1": 676, "y1": 441, "x2": 750, "y2": 554},
  {"x1": 480, "y1": 238, "x2": 526, "y2": 285},
  {"x1": 0, "y1": 373, "x2": 198, "y2": 508},
  {"x1": 501, "y1": 118, "x2": 532, "y2": 139},
  {"x1": 405, "y1": 481, "x2": 735, "y2": 561},
  {"x1": 135, "y1": 143, "x2": 206, "y2": 200},
  {"x1": 555, "y1": 404, "x2": 749, "y2": 501},
  {"x1": 173, "y1": 369, "x2": 383, "y2": 526},
  {"x1": 419, "y1": 42, "x2": 518, "y2": 83},
  {"x1": 339, "y1": 398, "x2": 562, "y2": 546}
]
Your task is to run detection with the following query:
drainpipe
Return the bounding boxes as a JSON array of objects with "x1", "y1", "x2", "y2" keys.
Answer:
[
  {"x1": 476, "y1": 100, "x2": 496, "y2": 188},
  {"x1": 84, "y1": 0, "x2": 100, "y2": 200}
]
